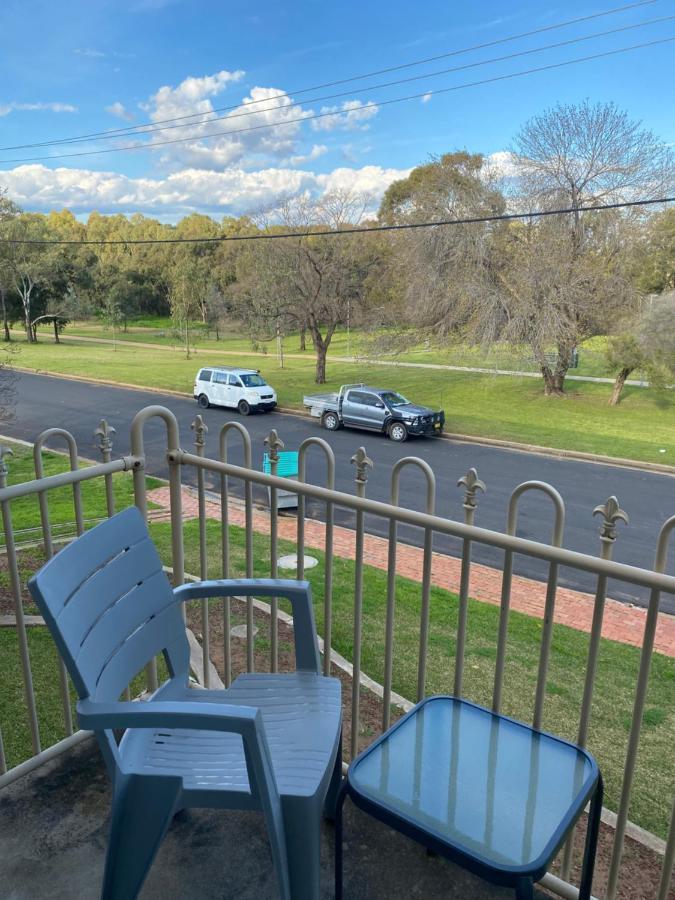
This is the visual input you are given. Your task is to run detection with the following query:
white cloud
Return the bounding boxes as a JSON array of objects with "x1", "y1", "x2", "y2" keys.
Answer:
[
  {"x1": 287, "y1": 144, "x2": 328, "y2": 166},
  {"x1": 74, "y1": 48, "x2": 106, "y2": 58},
  {"x1": 311, "y1": 100, "x2": 378, "y2": 132},
  {"x1": 421, "y1": 93, "x2": 433, "y2": 104},
  {"x1": 142, "y1": 77, "x2": 314, "y2": 169},
  {"x1": 0, "y1": 162, "x2": 409, "y2": 219},
  {"x1": 486, "y1": 150, "x2": 519, "y2": 180},
  {"x1": 105, "y1": 101, "x2": 134, "y2": 122},
  {"x1": 0, "y1": 102, "x2": 77, "y2": 117}
]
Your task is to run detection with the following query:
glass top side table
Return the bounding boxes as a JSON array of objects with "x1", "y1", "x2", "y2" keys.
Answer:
[{"x1": 335, "y1": 696, "x2": 602, "y2": 900}]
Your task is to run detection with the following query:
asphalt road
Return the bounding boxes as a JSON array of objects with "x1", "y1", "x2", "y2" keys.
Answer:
[{"x1": 5, "y1": 371, "x2": 675, "y2": 612}]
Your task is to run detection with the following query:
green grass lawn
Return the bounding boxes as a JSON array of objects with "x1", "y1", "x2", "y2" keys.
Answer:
[
  {"x1": 0, "y1": 440, "x2": 162, "y2": 549},
  {"x1": 59, "y1": 319, "x2": 642, "y2": 380},
  {"x1": 12, "y1": 336, "x2": 675, "y2": 465},
  {"x1": 148, "y1": 520, "x2": 674, "y2": 839}
]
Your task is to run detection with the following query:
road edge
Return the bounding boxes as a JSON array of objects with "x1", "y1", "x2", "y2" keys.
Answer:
[{"x1": 14, "y1": 366, "x2": 675, "y2": 476}]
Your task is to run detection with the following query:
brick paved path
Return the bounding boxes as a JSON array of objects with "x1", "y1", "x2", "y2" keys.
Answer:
[{"x1": 147, "y1": 486, "x2": 675, "y2": 658}]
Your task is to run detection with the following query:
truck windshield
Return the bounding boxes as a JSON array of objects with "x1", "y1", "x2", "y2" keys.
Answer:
[
  {"x1": 379, "y1": 391, "x2": 410, "y2": 407},
  {"x1": 240, "y1": 374, "x2": 266, "y2": 387}
]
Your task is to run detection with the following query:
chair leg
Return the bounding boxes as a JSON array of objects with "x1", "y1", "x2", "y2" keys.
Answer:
[
  {"x1": 324, "y1": 736, "x2": 344, "y2": 822},
  {"x1": 281, "y1": 795, "x2": 323, "y2": 900},
  {"x1": 101, "y1": 774, "x2": 181, "y2": 900}
]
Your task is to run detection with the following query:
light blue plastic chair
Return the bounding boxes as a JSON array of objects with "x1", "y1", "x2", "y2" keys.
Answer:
[{"x1": 28, "y1": 506, "x2": 343, "y2": 900}]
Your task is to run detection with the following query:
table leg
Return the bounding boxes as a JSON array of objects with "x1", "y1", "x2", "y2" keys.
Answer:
[
  {"x1": 335, "y1": 779, "x2": 350, "y2": 900},
  {"x1": 515, "y1": 876, "x2": 534, "y2": 899},
  {"x1": 579, "y1": 774, "x2": 603, "y2": 900}
]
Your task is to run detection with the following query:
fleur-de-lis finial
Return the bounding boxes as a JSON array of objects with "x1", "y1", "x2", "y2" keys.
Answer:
[
  {"x1": 264, "y1": 429, "x2": 284, "y2": 463},
  {"x1": 191, "y1": 415, "x2": 208, "y2": 451},
  {"x1": 93, "y1": 419, "x2": 116, "y2": 454},
  {"x1": 0, "y1": 445, "x2": 13, "y2": 480},
  {"x1": 593, "y1": 496, "x2": 629, "y2": 541},
  {"x1": 457, "y1": 467, "x2": 486, "y2": 510},
  {"x1": 350, "y1": 447, "x2": 373, "y2": 486}
]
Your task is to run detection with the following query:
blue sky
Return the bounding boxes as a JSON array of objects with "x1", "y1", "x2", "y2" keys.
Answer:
[{"x1": 0, "y1": 0, "x2": 673, "y2": 221}]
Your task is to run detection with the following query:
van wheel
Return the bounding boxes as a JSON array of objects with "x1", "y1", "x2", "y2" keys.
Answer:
[
  {"x1": 322, "y1": 411, "x2": 341, "y2": 431},
  {"x1": 388, "y1": 421, "x2": 408, "y2": 443},
  {"x1": 238, "y1": 400, "x2": 251, "y2": 416},
  {"x1": 198, "y1": 394, "x2": 210, "y2": 409}
]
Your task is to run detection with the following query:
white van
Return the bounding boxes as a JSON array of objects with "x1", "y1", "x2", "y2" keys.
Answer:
[{"x1": 193, "y1": 366, "x2": 277, "y2": 415}]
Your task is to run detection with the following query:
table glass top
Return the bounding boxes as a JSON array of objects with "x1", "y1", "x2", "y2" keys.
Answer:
[{"x1": 350, "y1": 697, "x2": 594, "y2": 869}]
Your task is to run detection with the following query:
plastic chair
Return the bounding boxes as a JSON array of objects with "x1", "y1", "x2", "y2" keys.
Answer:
[{"x1": 28, "y1": 506, "x2": 342, "y2": 900}]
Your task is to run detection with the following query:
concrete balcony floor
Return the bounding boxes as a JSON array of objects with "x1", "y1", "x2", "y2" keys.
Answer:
[{"x1": 0, "y1": 738, "x2": 548, "y2": 899}]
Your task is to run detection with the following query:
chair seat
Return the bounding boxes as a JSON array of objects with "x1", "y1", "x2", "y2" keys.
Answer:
[{"x1": 121, "y1": 672, "x2": 342, "y2": 798}]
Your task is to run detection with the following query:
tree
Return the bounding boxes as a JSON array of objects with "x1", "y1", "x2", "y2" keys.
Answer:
[
  {"x1": 168, "y1": 249, "x2": 206, "y2": 359},
  {"x1": 506, "y1": 100, "x2": 674, "y2": 394},
  {"x1": 0, "y1": 190, "x2": 21, "y2": 342},
  {"x1": 605, "y1": 293, "x2": 675, "y2": 404},
  {"x1": 3, "y1": 214, "x2": 57, "y2": 342},
  {"x1": 375, "y1": 151, "x2": 507, "y2": 350},
  {"x1": 234, "y1": 191, "x2": 375, "y2": 383},
  {"x1": 632, "y1": 208, "x2": 675, "y2": 295}
]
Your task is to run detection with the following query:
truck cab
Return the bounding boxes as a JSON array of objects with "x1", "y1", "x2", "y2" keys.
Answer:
[{"x1": 194, "y1": 366, "x2": 277, "y2": 415}]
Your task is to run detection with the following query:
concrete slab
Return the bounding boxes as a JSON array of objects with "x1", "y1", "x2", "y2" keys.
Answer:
[{"x1": 0, "y1": 739, "x2": 548, "y2": 899}]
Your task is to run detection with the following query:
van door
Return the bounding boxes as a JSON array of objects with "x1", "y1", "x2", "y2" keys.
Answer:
[
  {"x1": 228, "y1": 373, "x2": 244, "y2": 408},
  {"x1": 210, "y1": 371, "x2": 229, "y2": 407}
]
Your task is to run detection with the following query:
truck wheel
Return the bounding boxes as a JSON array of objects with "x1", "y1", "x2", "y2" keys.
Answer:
[
  {"x1": 238, "y1": 400, "x2": 251, "y2": 416},
  {"x1": 388, "y1": 421, "x2": 408, "y2": 443},
  {"x1": 198, "y1": 394, "x2": 210, "y2": 409},
  {"x1": 322, "y1": 411, "x2": 340, "y2": 431}
]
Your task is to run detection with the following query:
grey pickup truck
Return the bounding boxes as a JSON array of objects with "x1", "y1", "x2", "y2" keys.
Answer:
[{"x1": 303, "y1": 383, "x2": 445, "y2": 442}]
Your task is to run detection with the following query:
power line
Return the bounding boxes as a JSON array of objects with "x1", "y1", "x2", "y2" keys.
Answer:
[
  {"x1": 0, "y1": 0, "x2": 658, "y2": 152},
  {"x1": 2, "y1": 12, "x2": 670, "y2": 154},
  {"x1": 2, "y1": 197, "x2": 672, "y2": 246},
  {"x1": 2, "y1": 35, "x2": 673, "y2": 165}
]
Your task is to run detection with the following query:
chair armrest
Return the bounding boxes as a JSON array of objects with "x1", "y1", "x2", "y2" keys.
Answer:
[
  {"x1": 77, "y1": 698, "x2": 280, "y2": 809},
  {"x1": 173, "y1": 578, "x2": 321, "y2": 673}
]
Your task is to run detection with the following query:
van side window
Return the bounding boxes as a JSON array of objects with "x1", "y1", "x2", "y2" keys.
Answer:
[
  {"x1": 199, "y1": 370, "x2": 212, "y2": 382},
  {"x1": 228, "y1": 374, "x2": 242, "y2": 386},
  {"x1": 213, "y1": 372, "x2": 228, "y2": 384}
]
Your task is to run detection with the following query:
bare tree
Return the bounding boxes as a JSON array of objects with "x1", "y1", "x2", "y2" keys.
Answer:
[
  {"x1": 234, "y1": 190, "x2": 375, "y2": 383},
  {"x1": 504, "y1": 101, "x2": 674, "y2": 394}
]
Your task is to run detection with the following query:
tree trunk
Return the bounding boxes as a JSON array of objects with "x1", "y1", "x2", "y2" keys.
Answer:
[
  {"x1": 609, "y1": 367, "x2": 632, "y2": 406},
  {"x1": 0, "y1": 288, "x2": 10, "y2": 342},
  {"x1": 24, "y1": 307, "x2": 33, "y2": 343},
  {"x1": 53, "y1": 319, "x2": 60, "y2": 343},
  {"x1": 299, "y1": 327, "x2": 306, "y2": 351},
  {"x1": 315, "y1": 343, "x2": 327, "y2": 383}
]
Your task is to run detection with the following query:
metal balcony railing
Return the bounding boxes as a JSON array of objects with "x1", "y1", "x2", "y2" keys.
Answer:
[{"x1": 0, "y1": 404, "x2": 673, "y2": 900}]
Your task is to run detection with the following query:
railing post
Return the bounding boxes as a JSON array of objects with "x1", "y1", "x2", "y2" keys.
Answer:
[
  {"x1": 191, "y1": 415, "x2": 210, "y2": 688},
  {"x1": 219, "y1": 422, "x2": 253, "y2": 682},
  {"x1": 0, "y1": 446, "x2": 41, "y2": 756},
  {"x1": 606, "y1": 515, "x2": 675, "y2": 899},
  {"x1": 562, "y1": 496, "x2": 628, "y2": 881},
  {"x1": 130, "y1": 406, "x2": 183, "y2": 693},
  {"x1": 94, "y1": 419, "x2": 116, "y2": 517},
  {"x1": 350, "y1": 446, "x2": 373, "y2": 759},
  {"x1": 453, "y1": 468, "x2": 485, "y2": 697},
  {"x1": 264, "y1": 428, "x2": 284, "y2": 673},
  {"x1": 297, "y1": 437, "x2": 336, "y2": 677}
]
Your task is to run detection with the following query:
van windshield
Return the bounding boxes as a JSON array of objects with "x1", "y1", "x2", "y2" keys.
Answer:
[
  {"x1": 379, "y1": 391, "x2": 410, "y2": 407},
  {"x1": 240, "y1": 373, "x2": 266, "y2": 387}
]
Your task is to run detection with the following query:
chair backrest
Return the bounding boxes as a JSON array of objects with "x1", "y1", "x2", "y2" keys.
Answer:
[{"x1": 28, "y1": 506, "x2": 189, "y2": 704}]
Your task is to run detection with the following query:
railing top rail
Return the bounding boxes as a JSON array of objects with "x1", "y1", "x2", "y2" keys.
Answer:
[
  {"x1": 0, "y1": 458, "x2": 133, "y2": 503},
  {"x1": 175, "y1": 449, "x2": 675, "y2": 595}
]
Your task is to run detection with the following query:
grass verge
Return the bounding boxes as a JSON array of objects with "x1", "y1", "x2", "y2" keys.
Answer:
[{"x1": 12, "y1": 336, "x2": 675, "y2": 465}]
